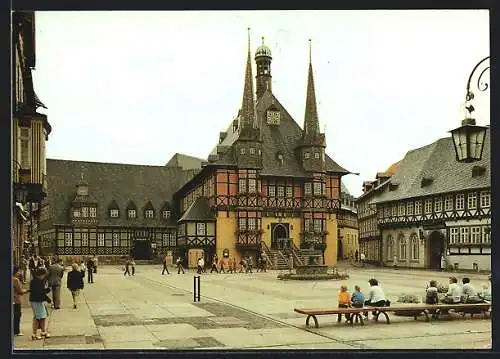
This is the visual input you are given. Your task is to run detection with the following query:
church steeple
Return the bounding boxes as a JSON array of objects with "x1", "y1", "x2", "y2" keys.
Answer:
[
  {"x1": 303, "y1": 39, "x2": 321, "y2": 140},
  {"x1": 239, "y1": 28, "x2": 258, "y2": 137}
]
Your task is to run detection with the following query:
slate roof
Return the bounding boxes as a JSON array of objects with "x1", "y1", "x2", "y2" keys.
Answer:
[
  {"x1": 165, "y1": 153, "x2": 205, "y2": 170},
  {"x1": 44, "y1": 159, "x2": 198, "y2": 227},
  {"x1": 178, "y1": 197, "x2": 216, "y2": 222},
  {"x1": 373, "y1": 128, "x2": 490, "y2": 204},
  {"x1": 207, "y1": 89, "x2": 349, "y2": 177}
]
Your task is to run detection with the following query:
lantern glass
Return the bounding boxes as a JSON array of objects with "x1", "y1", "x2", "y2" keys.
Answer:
[{"x1": 450, "y1": 123, "x2": 487, "y2": 163}]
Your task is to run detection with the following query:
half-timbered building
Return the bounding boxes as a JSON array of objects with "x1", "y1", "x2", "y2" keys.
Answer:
[
  {"x1": 373, "y1": 129, "x2": 491, "y2": 271},
  {"x1": 337, "y1": 184, "x2": 359, "y2": 260},
  {"x1": 12, "y1": 11, "x2": 52, "y2": 265},
  {"x1": 356, "y1": 163, "x2": 399, "y2": 264},
  {"x1": 173, "y1": 36, "x2": 350, "y2": 267},
  {"x1": 39, "y1": 159, "x2": 199, "y2": 263}
]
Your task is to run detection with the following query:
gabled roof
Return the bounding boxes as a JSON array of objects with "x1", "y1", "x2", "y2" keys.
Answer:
[
  {"x1": 373, "y1": 128, "x2": 490, "y2": 204},
  {"x1": 165, "y1": 153, "x2": 205, "y2": 171},
  {"x1": 178, "y1": 197, "x2": 216, "y2": 222},
  {"x1": 207, "y1": 89, "x2": 349, "y2": 177},
  {"x1": 44, "y1": 159, "x2": 197, "y2": 227}
]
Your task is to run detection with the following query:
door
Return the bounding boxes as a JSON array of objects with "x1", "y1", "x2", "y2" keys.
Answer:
[
  {"x1": 132, "y1": 240, "x2": 152, "y2": 260},
  {"x1": 271, "y1": 223, "x2": 289, "y2": 249},
  {"x1": 428, "y1": 231, "x2": 444, "y2": 269},
  {"x1": 337, "y1": 239, "x2": 343, "y2": 260}
]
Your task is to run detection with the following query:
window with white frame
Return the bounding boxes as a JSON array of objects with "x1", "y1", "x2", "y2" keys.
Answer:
[
  {"x1": 449, "y1": 228, "x2": 459, "y2": 244},
  {"x1": 240, "y1": 148, "x2": 245, "y2": 154},
  {"x1": 304, "y1": 152, "x2": 310, "y2": 159},
  {"x1": 467, "y1": 193, "x2": 477, "y2": 210},
  {"x1": 20, "y1": 128, "x2": 31, "y2": 168},
  {"x1": 81, "y1": 232, "x2": 89, "y2": 246},
  {"x1": 81, "y1": 207, "x2": 89, "y2": 217},
  {"x1": 456, "y1": 194, "x2": 465, "y2": 210},
  {"x1": 162, "y1": 210, "x2": 171, "y2": 219},
  {"x1": 128, "y1": 209, "x2": 136, "y2": 219},
  {"x1": 482, "y1": 226, "x2": 491, "y2": 244},
  {"x1": 268, "y1": 185, "x2": 276, "y2": 197},
  {"x1": 314, "y1": 152, "x2": 320, "y2": 159},
  {"x1": 286, "y1": 186, "x2": 293, "y2": 198},
  {"x1": 434, "y1": 197, "x2": 443, "y2": 213},
  {"x1": 97, "y1": 233, "x2": 105, "y2": 246},
  {"x1": 248, "y1": 218, "x2": 256, "y2": 230},
  {"x1": 470, "y1": 227, "x2": 482, "y2": 244},
  {"x1": 112, "y1": 233, "x2": 120, "y2": 246},
  {"x1": 407, "y1": 201, "x2": 414, "y2": 215},
  {"x1": 460, "y1": 227, "x2": 469, "y2": 244},
  {"x1": 249, "y1": 147, "x2": 255, "y2": 155},
  {"x1": 304, "y1": 183, "x2": 312, "y2": 196},
  {"x1": 480, "y1": 191, "x2": 490, "y2": 208},
  {"x1": 391, "y1": 204, "x2": 397, "y2": 217},
  {"x1": 398, "y1": 203, "x2": 405, "y2": 216},
  {"x1": 424, "y1": 199, "x2": 433, "y2": 214},
  {"x1": 90, "y1": 207, "x2": 97, "y2": 218},
  {"x1": 277, "y1": 186, "x2": 285, "y2": 197},
  {"x1": 384, "y1": 206, "x2": 390, "y2": 217},
  {"x1": 248, "y1": 179, "x2": 256, "y2": 193},
  {"x1": 410, "y1": 234, "x2": 419, "y2": 260},
  {"x1": 313, "y1": 182, "x2": 322, "y2": 195},
  {"x1": 444, "y1": 195, "x2": 453, "y2": 211},
  {"x1": 415, "y1": 200, "x2": 422, "y2": 214},
  {"x1": 399, "y1": 236, "x2": 407, "y2": 260},
  {"x1": 73, "y1": 208, "x2": 81, "y2": 218},
  {"x1": 238, "y1": 218, "x2": 246, "y2": 230},
  {"x1": 313, "y1": 219, "x2": 322, "y2": 233},
  {"x1": 387, "y1": 235, "x2": 394, "y2": 259},
  {"x1": 110, "y1": 209, "x2": 119, "y2": 218},
  {"x1": 145, "y1": 209, "x2": 154, "y2": 218},
  {"x1": 64, "y1": 232, "x2": 73, "y2": 246},
  {"x1": 196, "y1": 223, "x2": 206, "y2": 235},
  {"x1": 239, "y1": 178, "x2": 247, "y2": 193}
]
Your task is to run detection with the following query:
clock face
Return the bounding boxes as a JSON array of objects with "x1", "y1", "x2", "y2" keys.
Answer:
[{"x1": 266, "y1": 110, "x2": 280, "y2": 125}]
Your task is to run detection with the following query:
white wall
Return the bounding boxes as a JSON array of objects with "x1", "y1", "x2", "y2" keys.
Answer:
[{"x1": 446, "y1": 255, "x2": 490, "y2": 271}]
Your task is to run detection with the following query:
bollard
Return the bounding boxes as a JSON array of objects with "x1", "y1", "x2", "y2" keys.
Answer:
[{"x1": 193, "y1": 275, "x2": 200, "y2": 302}]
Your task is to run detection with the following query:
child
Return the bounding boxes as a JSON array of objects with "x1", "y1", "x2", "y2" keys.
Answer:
[
  {"x1": 425, "y1": 280, "x2": 439, "y2": 304},
  {"x1": 351, "y1": 285, "x2": 365, "y2": 308},
  {"x1": 338, "y1": 285, "x2": 351, "y2": 322}
]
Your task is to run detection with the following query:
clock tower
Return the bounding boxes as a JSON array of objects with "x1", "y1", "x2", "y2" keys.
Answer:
[{"x1": 255, "y1": 37, "x2": 272, "y2": 100}]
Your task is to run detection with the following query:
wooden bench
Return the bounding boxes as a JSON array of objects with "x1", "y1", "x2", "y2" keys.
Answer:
[{"x1": 294, "y1": 303, "x2": 491, "y2": 328}]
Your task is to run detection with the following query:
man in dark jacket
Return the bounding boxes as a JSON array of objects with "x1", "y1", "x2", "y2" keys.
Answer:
[
  {"x1": 86, "y1": 257, "x2": 95, "y2": 283},
  {"x1": 47, "y1": 259, "x2": 64, "y2": 309}
]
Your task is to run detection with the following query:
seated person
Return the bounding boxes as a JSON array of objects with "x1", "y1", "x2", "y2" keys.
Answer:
[
  {"x1": 351, "y1": 285, "x2": 365, "y2": 308},
  {"x1": 337, "y1": 285, "x2": 351, "y2": 322},
  {"x1": 364, "y1": 278, "x2": 387, "y2": 318},
  {"x1": 461, "y1": 277, "x2": 484, "y2": 303},
  {"x1": 441, "y1": 277, "x2": 461, "y2": 304},
  {"x1": 478, "y1": 283, "x2": 491, "y2": 302},
  {"x1": 425, "y1": 280, "x2": 439, "y2": 305}
]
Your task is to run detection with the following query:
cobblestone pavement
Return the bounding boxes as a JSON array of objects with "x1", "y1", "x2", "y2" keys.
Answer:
[{"x1": 13, "y1": 265, "x2": 491, "y2": 350}]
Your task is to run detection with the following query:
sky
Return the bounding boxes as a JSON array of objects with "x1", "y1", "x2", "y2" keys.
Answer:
[{"x1": 32, "y1": 10, "x2": 490, "y2": 197}]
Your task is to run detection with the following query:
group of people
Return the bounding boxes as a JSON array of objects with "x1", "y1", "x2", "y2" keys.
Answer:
[
  {"x1": 194, "y1": 254, "x2": 269, "y2": 275},
  {"x1": 426, "y1": 276, "x2": 491, "y2": 305},
  {"x1": 349, "y1": 250, "x2": 366, "y2": 266},
  {"x1": 162, "y1": 256, "x2": 186, "y2": 275},
  {"x1": 12, "y1": 256, "x2": 90, "y2": 340}
]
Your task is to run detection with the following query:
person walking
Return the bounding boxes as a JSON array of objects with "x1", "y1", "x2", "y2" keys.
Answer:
[
  {"x1": 162, "y1": 254, "x2": 170, "y2": 275},
  {"x1": 256, "y1": 257, "x2": 261, "y2": 273},
  {"x1": 355, "y1": 250, "x2": 359, "y2": 262},
  {"x1": 79, "y1": 260, "x2": 87, "y2": 279},
  {"x1": 21, "y1": 257, "x2": 29, "y2": 284},
  {"x1": 231, "y1": 257, "x2": 237, "y2": 274},
  {"x1": 197, "y1": 257, "x2": 203, "y2": 274},
  {"x1": 28, "y1": 255, "x2": 37, "y2": 280},
  {"x1": 86, "y1": 257, "x2": 95, "y2": 283},
  {"x1": 29, "y1": 267, "x2": 52, "y2": 340},
  {"x1": 47, "y1": 258, "x2": 64, "y2": 310},
  {"x1": 67, "y1": 263, "x2": 85, "y2": 309},
  {"x1": 92, "y1": 255, "x2": 98, "y2": 274},
  {"x1": 219, "y1": 257, "x2": 226, "y2": 274},
  {"x1": 210, "y1": 254, "x2": 219, "y2": 273},
  {"x1": 131, "y1": 258, "x2": 136, "y2": 275},
  {"x1": 123, "y1": 258, "x2": 132, "y2": 276},
  {"x1": 200, "y1": 257, "x2": 206, "y2": 273},
  {"x1": 247, "y1": 256, "x2": 254, "y2": 274},
  {"x1": 440, "y1": 254, "x2": 446, "y2": 272},
  {"x1": 239, "y1": 257, "x2": 246, "y2": 273},
  {"x1": 13, "y1": 265, "x2": 29, "y2": 336},
  {"x1": 176, "y1": 257, "x2": 185, "y2": 274},
  {"x1": 360, "y1": 252, "x2": 366, "y2": 267},
  {"x1": 261, "y1": 254, "x2": 268, "y2": 272}
]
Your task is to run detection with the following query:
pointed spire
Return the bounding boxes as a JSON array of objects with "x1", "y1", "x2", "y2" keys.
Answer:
[
  {"x1": 303, "y1": 39, "x2": 320, "y2": 137},
  {"x1": 240, "y1": 28, "x2": 257, "y2": 132}
]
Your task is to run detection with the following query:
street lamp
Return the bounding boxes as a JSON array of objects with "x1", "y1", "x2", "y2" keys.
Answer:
[{"x1": 450, "y1": 56, "x2": 489, "y2": 163}]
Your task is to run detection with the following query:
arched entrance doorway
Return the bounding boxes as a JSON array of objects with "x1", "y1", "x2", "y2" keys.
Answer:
[
  {"x1": 271, "y1": 223, "x2": 289, "y2": 249},
  {"x1": 428, "y1": 231, "x2": 444, "y2": 269},
  {"x1": 337, "y1": 239, "x2": 343, "y2": 260}
]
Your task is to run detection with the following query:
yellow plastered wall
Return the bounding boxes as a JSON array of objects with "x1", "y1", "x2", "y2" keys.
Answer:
[
  {"x1": 324, "y1": 213, "x2": 338, "y2": 266},
  {"x1": 339, "y1": 227, "x2": 359, "y2": 260},
  {"x1": 216, "y1": 211, "x2": 239, "y2": 263},
  {"x1": 261, "y1": 217, "x2": 302, "y2": 248}
]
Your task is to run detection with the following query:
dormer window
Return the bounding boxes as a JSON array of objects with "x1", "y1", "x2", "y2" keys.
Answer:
[
  {"x1": 304, "y1": 152, "x2": 310, "y2": 159},
  {"x1": 314, "y1": 152, "x2": 320, "y2": 159},
  {"x1": 240, "y1": 148, "x2": 246, "y2": 155},
  {"x1": 128, "y1": 209, "x2": 136, "y2": 219},
  {"x1": 249, "y1": 148, "x2": 255, "y2": 155},
  {"x1": 110, "y1": 209, "x2": 119, "y2": 218},
  {"x1": 162, "y1": 210, "x2": 171, "y2": 219},
  {"x1": 73, "y1": 208, "x2": 81, "y2": 217},
  {"x1": 145, "y1": 209, "x2": 154, "y2": 218}
]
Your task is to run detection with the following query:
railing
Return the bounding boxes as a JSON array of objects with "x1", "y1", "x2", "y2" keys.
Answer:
[{"x1": 290, "y1": 240, "x2": 305, "y2": 266}]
